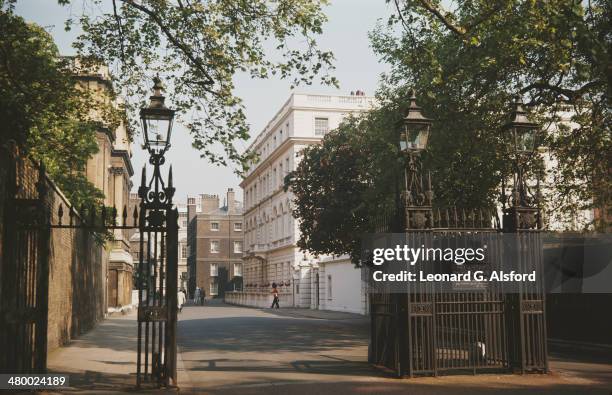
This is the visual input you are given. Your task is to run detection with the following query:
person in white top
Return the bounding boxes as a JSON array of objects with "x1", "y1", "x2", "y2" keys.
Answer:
[{"x1": 178, "y1": 289, "x2": 186, "y2": 312}]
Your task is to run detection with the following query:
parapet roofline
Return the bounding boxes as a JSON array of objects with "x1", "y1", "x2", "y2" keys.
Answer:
[{"x1": 243, "y1": 92, "x2": 376, "y2": 154}]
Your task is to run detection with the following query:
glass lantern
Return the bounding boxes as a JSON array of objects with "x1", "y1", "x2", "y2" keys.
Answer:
[
  {"x1": 401, "y1": 90, "x2": 432, "y2": 153},
  {"x1": 140, "y1": 77, "x2": 175, "y2": 155},
  {"x1": 504, "y1": 95, "x2": 538, "y2": 154}
]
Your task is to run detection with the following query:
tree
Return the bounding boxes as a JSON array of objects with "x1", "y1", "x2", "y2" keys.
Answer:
[
  {"x1": 0, "y1": 8, "x2": 113, "y2": 209},
  {"x1": 16, "y1": 0, "x2": 337, "y2": 171},
  {"x1": 371, "y1": 0, "x2": 610, "y2": 230},
  {"x1": 288, "y1": 0, "x2": 610, "y2": 263}
]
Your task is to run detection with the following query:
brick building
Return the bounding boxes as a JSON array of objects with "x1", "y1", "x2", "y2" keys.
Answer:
[{"x1": 187, "y1": 189, "x2": 244, "y2": 299}]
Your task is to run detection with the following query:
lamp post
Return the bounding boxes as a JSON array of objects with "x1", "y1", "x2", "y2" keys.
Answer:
[
  {"x1": 501, "y1": 94, "x2": 541, "y2": 231},
  {"x1": 136, "y1": 76, "x2": 178, "y2": 388},
  {"x1": 400, "y1": 90, "x2": 433, "y2": 231},
  {"x1": 501, "y1": 95, "x2": 545, "y2": 374},
  {"x1": 139, "y1": 76, "x2": 176, "y2": 214}
]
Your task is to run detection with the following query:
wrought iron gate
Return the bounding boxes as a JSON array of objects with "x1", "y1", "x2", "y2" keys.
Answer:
[
  {"x1": 0, "y1": 144, "x2": 50, "y2": 373},
  {"x1": 0, "y1": 142, "x2": 179, "y2": 387},
  {"x1": 368, "y1": 207, "x2": 547, "y2": 377}
]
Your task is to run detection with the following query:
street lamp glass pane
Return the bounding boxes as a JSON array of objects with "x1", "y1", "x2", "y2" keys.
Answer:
[
  {"x1": 144, "y1": 115, "x2": 172, "y2": 150},
  {"x1": 399, "y1": 132, "x2": 408, "y2": 151},
  {"x1": 405, "y1": 124, "x2": 429, "y2": 150},
  {"x1": 516, "y1": 128, "x2": 535, "y2": 152}
]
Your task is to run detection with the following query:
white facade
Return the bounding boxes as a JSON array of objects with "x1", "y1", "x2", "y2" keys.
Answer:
[
  {"x1": 225, "y1": 93, "x2": 374, "y2": 311},
  {"x1": 314, "y1": 255, "x2": 369, "y2": 314},
  {"x1": 177, "y1": 205, "x2": 189, "y2": 292}
]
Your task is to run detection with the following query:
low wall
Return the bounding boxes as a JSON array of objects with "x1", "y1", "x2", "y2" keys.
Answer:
[{"x1": 225, "y1": 291, "x2": 293, "y2": 308}]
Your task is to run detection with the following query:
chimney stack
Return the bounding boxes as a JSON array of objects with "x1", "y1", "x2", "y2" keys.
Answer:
[
  {"x1": 187, "y1": 197, "x2": 197, "y2": 223},
  {"x1": 227, "y1": 188, "x2": 235, "y2": 215},
  {"x1": 200, "y1": 194, "x2": 220, "y2": 213}
]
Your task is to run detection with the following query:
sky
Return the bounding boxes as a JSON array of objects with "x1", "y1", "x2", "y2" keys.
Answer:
[{"x1": 13, "y1": 0, "x2": 393, "y2": 204}]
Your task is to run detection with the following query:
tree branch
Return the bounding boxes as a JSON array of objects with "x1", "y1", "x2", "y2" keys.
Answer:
[
  {"x1": 393, "y1": 0, "x2": 411, "y2": 33},
  {"x1": 464, "y1": 3, "x2": 506, "y2": 33},
  {"x1": 111, "y1": 0, "x2": 125, "y2": 63},
  {"x1": 414, "y1": 0, "x2": 465, "y2": 36},
  {"x1": 119, "y1": 0, "x2": 215, "y2": 87},
  {"x1": 521, "y1": 80, "x2": 604, "y2": 102}
]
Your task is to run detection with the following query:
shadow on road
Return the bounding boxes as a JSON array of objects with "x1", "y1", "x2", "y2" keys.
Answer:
[{"x1": 179, "y1": 315, "x2": 368, "y2": 354}]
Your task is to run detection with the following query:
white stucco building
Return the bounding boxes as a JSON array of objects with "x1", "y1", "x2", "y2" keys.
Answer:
[
  {"x1": 225, "y1": 93, "x2": 374, "y2": 314},
  {"x1": 176, "y1": 204, "x2": 189, "y2": 292}
]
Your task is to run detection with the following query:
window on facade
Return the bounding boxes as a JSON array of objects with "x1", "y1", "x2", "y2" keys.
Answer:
[
  {"x1": 210, "y1": 281, "x2": 218, "y2": 296},
  {"x1": 211, "y1": 222, "x2": 219, "y2": 231},
  {"x1": 273, "y1": 168, "x2": 277, "y2": 189},
  {"x1": 181, "y1": 244, "x2": 188, "y2": 259},
  {"x1": 314, "y1": 117, "x2": 329, "y2": 136},
  {"x1": 234, "y1": 222, "x2": 242, "y2": 231},
  {"x1": 234, "y1": 241, "x2": 242, "y2": 253},
  {"x1": 182, "y1": 220, "x2": 188, "y2": 228},
  {"x1": 234, "y1": 263, "x2": 242, "y2": 277},
  {"x1": 210, "y1": 240, "x2": 219, "y2": 253},
  {"x1": 327, "y1": 275, "x2": 333, "y2": 299},
  {"x1": 210, "y1": 263, "x2": 218, "y2": 276},
  {"x1": 281, "y1": 213, "x2": 285, "y2": 236}
]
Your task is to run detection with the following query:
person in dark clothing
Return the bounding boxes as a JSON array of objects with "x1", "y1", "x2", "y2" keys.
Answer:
[{"x1": 271, "y1": 283, "x2": 280, "y2": 309}]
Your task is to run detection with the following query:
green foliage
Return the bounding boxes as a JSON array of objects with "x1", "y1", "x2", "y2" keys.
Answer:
[
  {"x1": 0, "y1": 9, "x2": 108, "y2": 211},
  {"x1": 288, "y1": 0, "x2": 611, "y2": 262},
  {"x1": 372, "y1": 0, "x2": 611, "y2": 229},
  {"x1": 54, "y1": 0, "x2": 337, "y2": 172}
]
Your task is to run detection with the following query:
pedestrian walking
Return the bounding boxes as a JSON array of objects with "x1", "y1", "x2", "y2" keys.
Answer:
[
  {"x1": 271, "y1": 283, "x2": 280, "y2": 309},
  {"x1": 178, "y1": 289, "x2": 186, "y2": 313}
]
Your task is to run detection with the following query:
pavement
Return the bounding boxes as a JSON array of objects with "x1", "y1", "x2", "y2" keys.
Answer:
[{"x1": 39, "y1": 300, "x2": 612, "y2": 395}]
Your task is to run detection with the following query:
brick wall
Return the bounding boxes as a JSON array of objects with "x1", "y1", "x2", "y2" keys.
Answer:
[{"x1": 45, "y1": 171, "x2": 108, "y2": 352}]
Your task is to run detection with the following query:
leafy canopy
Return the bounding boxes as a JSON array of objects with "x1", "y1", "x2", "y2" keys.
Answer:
[
  {"x1": 0, "y1": 8, "x2": 112, "y2": 209},
  {"x1": 50, "y1": 0, "x2": 338, "y2": 172},
  {"x1": 288, "y1": 0, "x2": 611, "y2": 263},
  {"x1": 373, "y1": 0, "x2": 610, "y2": 228}
]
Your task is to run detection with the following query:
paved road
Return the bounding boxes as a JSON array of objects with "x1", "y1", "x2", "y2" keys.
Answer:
[{"x1": 177, "y1": 302, "x2": 612, "y2": 395}]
